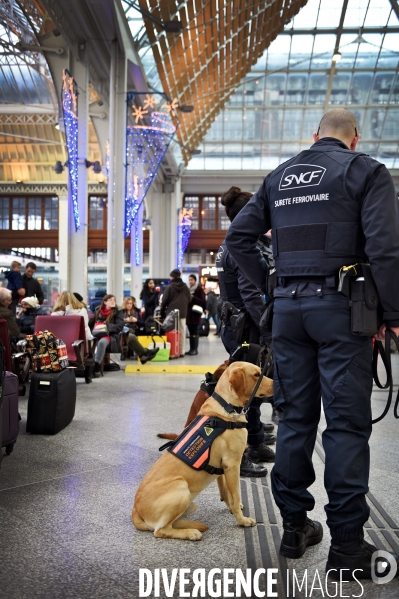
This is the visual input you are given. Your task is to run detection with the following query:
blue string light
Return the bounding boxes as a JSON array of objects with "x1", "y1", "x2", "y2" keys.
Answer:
[
  {"x1": 177, "y1": 208, "x2": 193, "y2": 269},
  {"x1": 61, "y1": 69, "x2": 80, "y2": 232},
  {"x1": 125, "y1": 92, "x2": 179, "y2": 265}
]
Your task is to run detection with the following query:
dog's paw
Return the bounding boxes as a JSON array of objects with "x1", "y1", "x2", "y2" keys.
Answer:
[
  {"x1": 240, "y1": 517, "x2": 257, "y2": 528},
  {"x1": 186, "y1": 529, "x2": 203, "y2": 541}
]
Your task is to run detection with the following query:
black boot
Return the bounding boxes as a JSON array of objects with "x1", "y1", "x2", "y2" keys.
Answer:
[
  {"x1": 262, "y1": 422, "x2": 275, "y2": 433},
  {"x1": 85, "y1": 365, "x2": 93, "y2": 384},
  {"x1": 326, "y1": 537, "x2": 399, "y2": 580},
  {"x1": 93, "y1": 361, "x2": 103, "y2": 377},
  {"x1": 280, "y1": 517, "x2": 323, "y2": 559},
  {"x1": 247, "y1": 441, "x2": 275, "y2": 463},
  {"x1": 140, "y1": 348, "x2": 159, "y2": 364},
  {"x1": 240, "y1": 452, "x2": 268, "y2": 478},
  {"x1": 263, "y1": 433, "x2": 276, "y2": 445},
  {"x1": 185, "y1": 335, "x2": 198, "y2": 356}
]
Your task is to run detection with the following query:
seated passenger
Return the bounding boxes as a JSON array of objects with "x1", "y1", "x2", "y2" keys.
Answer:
[
  {"x1": 122, "y1": 296, "x2": 145, "y2": 334},
  {"x1": 122, "y1": 296, "x2": 158, "y2": 363},
  {"x1": 51, "y1": 291, "x2": 93, "y2": 344},
  {"x1": 16, "y1": 296, "x2": 45, "y2": 334},
  {"x1": 0, "y1": 287, "x2": 21, "y2": 340},
  {"x1": 88, "y1": 294, "x2": 124, "y2": 374}
]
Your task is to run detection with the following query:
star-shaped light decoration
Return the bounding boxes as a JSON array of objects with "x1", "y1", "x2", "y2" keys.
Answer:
[
  {"x1": 143, "y1": 93, "x2": 156, "y2": 110},
  {"x1": 132, "y1": 105, "x2": 148, "y2": 123},
  {"x1": 162, "y1": 98, "x2": 179, "y2": 116}
]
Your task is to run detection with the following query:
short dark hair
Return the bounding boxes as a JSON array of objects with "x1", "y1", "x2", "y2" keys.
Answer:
[
  {"x1": 317, "y1": 109, "x2": 358, "y2": 139},
  {"x1": 25, "y1": 262, "x2": 37, "y2": 270},
  {"x1": 170, "y1": 269, "x2": 181, "y2": 278},
  {"x1": 189, "y1": 274, "x2": 197, "y2": 282}
]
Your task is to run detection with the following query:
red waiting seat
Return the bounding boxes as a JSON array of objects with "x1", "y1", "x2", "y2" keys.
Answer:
[{"x1": 34, "y1": 315, "x2": 97, "y2": 382}]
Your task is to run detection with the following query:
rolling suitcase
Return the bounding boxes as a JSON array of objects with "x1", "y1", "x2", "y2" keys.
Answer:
[
  {"x1": 27, "y1": 368, "x2": 76, "y2": 435},
  {"x1": 166, "y1": 309, "x2": 181, "y2": 358},
  {"x1": 1, "y1": 372, "x2": 19, "y2": 455},
  {"x1": 199, "y1": 317, "x2": 210, "y2": 337}
]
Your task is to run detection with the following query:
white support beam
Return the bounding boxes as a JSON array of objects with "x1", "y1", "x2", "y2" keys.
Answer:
[
  {"x1": 106, "y1": 41, "x2": 127, "y2": 303},
  {"x1": 69, "y1": 56, "x2": 89, "y2": 301}
]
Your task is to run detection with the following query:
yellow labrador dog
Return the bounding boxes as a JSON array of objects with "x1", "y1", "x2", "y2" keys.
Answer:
[{"x1": 132, "y1": 362, "x2": 273, "y2": 540}]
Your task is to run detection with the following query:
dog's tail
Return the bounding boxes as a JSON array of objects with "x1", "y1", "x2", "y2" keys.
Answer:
[
  {"x1": 157, "y1": 433, "x2": 178, "y2": 440},
  {"x1": 132, "y1": 506, "x2": 152, "y2": 531}
]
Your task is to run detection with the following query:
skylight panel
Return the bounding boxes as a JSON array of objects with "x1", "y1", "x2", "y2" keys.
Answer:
[{"x1": 316, "y1": 0, "x2": 345, "y2": 28}]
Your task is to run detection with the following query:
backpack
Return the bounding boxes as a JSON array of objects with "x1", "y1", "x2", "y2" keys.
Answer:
[{"x1": 25, "y1": 330, "x2": 69, "y2": 373}]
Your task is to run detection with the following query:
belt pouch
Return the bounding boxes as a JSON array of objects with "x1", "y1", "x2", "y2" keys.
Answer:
[{"x1": 349, "y1": 264, "x2": 380, "y2": 336}]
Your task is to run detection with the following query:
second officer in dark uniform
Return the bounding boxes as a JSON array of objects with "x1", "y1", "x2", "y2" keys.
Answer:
[
  {"x1": 217, "y1": 186, "x2": 275, "y2": 478},
  {"x1": 226, "y1": 109, "x2": 399, "y2": 580}
]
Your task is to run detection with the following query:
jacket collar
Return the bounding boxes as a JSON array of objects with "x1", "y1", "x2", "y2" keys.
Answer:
[{"x1": 311, "y1": 137, "x2": 350, "y2": 150}]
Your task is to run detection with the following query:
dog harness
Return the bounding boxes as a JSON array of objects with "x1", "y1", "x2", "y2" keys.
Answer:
[{"x1": 159, "y1": 406, "x2": 247, "y2": 475}]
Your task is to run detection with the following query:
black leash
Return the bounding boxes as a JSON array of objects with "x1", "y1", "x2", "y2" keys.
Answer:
[
  {"x1": 242, "y1": 345, "x2": 273, "y2": 415},
  {"x1": 372, "y1": 330, "x2": 399, "y2": 423}
]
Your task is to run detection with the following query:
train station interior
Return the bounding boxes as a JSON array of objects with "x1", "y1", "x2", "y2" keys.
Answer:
[{"x1": 1, "y1": 0, "x2": 399, "y2": 597}]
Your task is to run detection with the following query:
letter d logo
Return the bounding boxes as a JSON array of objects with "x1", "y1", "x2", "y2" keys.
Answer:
[{"x1": 371, "y1": 550, "x2": 397, "y2": 584}]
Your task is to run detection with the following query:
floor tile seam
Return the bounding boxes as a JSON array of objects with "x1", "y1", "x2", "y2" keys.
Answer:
[
  {"x1": 0, "y1": 461, "x2": 130, "y2": 493},
  {"x1": 245, "y1": 476, "x2": 289, "y2": 596},
  {"x1": 0, "y1": 442, "x2": 162, "y2": 494}
]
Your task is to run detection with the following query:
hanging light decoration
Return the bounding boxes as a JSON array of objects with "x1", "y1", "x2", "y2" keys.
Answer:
[
  {"x1": 125, "y1": 92, "x2": 179, "y2": 265},
  {"x1": 177, "y1": 207, "x2": 194, "y2": 269},
  {"x1": 61, "y1": 69, "x2": 80, "y2": 231},
  {"x1": 105, "y1": 139, "x2": 110, "y2": 180}
]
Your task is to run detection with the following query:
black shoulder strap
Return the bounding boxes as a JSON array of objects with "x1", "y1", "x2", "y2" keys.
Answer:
[
  {"x1": 203, "y1": 464, "x2": 224, "y2": 475},
  {"x1": 207, "y1": 417, "x2": 247, "y2": 429},
  {"x1": 211, "y1": 391, "x2": 244, "y2": 414}
]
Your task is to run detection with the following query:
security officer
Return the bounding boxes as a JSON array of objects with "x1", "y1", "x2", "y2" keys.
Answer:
[
  {"x1": 217, "y1": 186, "x2": 275, "y2": 478},
  {"x1": 226, "y1": 109, "x2": 399, "y2": 579}
]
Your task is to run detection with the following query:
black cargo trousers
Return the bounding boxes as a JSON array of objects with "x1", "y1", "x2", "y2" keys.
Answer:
[{"x1": 270, "y1": 280, "x2": 373, "y2": 542}]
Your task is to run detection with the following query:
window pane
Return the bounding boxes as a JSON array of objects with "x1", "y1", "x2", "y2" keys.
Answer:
[
  {"x1": 370, "y1": 72, "x2": 395, "y2": 105},
  {"x1": 330, "y1": 74, "x2": 351, "y2": 105},
  {"x1": 28, "y1": 197, "x2": 42, "y2": 230},
  {"x1": 218, "y1": 197, "x2": 229, "y2": 230},
  {"x1": 348, "y1": 73, "x2": 373, "y2": 105},
  {"x1": 44, "y1": 197, "x2": 59, "y2": 230},
  {"x1": 12, "y1": 197, "x2": 26, "y2": 230},
  {"x1": 0, "y1": 197, "x2": 9, "y2": 229},
  {"x1": 183, "y1": 197, "x2": 199, "y2": 229},
  {"x1": 201, "y1": 197, "x2": 216, "y2": 230},
  {"x1": 89, "y1": 196, "x2": 105, "y2": 230}
]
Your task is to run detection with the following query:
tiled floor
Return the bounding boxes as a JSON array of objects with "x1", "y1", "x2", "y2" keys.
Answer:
[{"x1": 1, "y1": 330, "x2": 399, "y2": 598}]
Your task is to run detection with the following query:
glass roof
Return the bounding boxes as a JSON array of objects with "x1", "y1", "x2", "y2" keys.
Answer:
[
  {"x1": 185, "y1": 0, "x2": 399, "y2": 171},
  {"x1": 0, "y1": 0, "x2": 54, "y2": 104}
]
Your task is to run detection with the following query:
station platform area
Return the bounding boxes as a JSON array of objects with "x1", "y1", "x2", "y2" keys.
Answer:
[{"x1": 1, "y1": 332, "x2": 399, "y2": 599}]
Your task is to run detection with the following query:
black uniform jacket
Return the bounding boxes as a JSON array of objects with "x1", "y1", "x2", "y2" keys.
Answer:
[
  {"x1": 226, "y1": 138, "x2": 399, "y2": 327},
  {"x1": 216, "y1": 239, "x2": 264, "y2": 327}
]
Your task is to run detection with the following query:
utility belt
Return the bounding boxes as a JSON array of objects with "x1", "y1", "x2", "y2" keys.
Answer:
[{"x1": 274, "y1": 264, "x2": 381, "y2": 337}]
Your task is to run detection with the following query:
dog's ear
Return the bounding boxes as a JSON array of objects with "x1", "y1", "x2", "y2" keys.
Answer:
[{"x1": 229, "y1": 366, "x2": 246, "y2": 396}]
